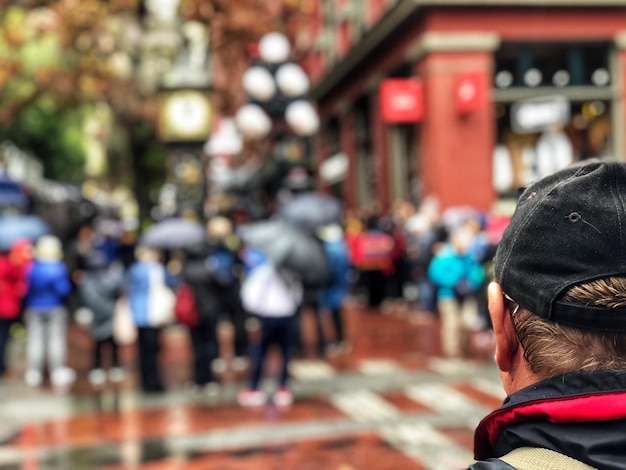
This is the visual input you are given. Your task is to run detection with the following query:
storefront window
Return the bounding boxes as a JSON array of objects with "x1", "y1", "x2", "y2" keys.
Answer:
[{"x1": 493, "y1": 42, "x2": 613, "y2": 196}]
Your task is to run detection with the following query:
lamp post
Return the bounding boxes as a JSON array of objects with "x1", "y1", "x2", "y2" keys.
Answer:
[{"x1": 234, "y1": 31, "x2": 320, "y2": 199}]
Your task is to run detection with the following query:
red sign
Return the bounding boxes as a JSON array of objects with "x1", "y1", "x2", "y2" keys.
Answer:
[
  {"x1": 456, "y1": 71, "x2": 486, "y2": 115},
  {"x1": 380, "y1": 78, "x2": 424, "y2": 123}
]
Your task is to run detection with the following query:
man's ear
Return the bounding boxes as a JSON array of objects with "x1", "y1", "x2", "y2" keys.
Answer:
[{"x1": 488, "y1": 281, "x2": 519, "y2": 373}]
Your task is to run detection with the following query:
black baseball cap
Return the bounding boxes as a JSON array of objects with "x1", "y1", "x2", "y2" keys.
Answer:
[{"x1": 494, "y1": 159, "x2": 626, "y2": 331}]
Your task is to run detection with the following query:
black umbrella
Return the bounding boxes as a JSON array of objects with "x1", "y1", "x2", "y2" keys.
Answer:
[
  {"x1": 139, "y1": 218, "x2": 205, "y2": 250},
  {"x1": 238, "y1": 219, "x2": 330, "y2": 286},
  {"x1": 278, "y1": 191, "x2": 342, "y2": 234}
]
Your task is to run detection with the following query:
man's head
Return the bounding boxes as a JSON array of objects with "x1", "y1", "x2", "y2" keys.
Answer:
[{"x1": 490, "y1": 160, "x2": 626, "y2": 391}]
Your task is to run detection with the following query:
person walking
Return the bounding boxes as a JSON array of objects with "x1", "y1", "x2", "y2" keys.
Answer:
[
  {"x1": 178, "y1": 242, "x2": 222, "y2": 395},
  {"x1": 237, "y1": 247, "x2": 302, "y2": 407},
  {"x1": 318, "y1": 224, "x2": 352, "y2": 355},
  {"x1": 126, "y1": 245, "x2": 175, "y2": 393},
  {"x1": 78, "y1": 257, "x2": 126, "y2": 386},
  {"x1": 469, "y1": 159, "x2": 626, "y2": 469},
  {"x1": 204, "y1": 217, "x2": 248, "y2": 371},
  {"x1": 23, "y1": 235, "x2": 74, "y2": 389},
  {"x1": 0, "y1": 240, "x2": 31, "y2": 378},
  {"x1": 428, "y1": 227, "x2": 485, "y2": 358}
]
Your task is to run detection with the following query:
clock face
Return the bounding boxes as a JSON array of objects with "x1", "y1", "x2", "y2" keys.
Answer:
[{"x1": 159, "y1": 90, "x2": 212, "y2": 141}]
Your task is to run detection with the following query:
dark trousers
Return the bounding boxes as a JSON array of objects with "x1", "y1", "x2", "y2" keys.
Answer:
[
  {"x1": 249, "y1": 315, "x2": 298, "y2": 390},
  {"x1": 0, "y1": 318, "x2": 13, "y2": 375},
  {"x1": 364, "y1": 269, "x2": 386, "y2": 307},
  {"x1": 223, "y1": 294, "x2": 249, "y2": 358},
  {"x1": 328, "y1": 306, "x2": 344, "y2": 344},
  {"x1": 93, "y1": 337, "x2": 120, "y2": 370},
  {"x1": 189, "y1": 319, "x2": 219, "y2": 386},
  {"x1": 137, "y1": 327, "x2": 163, "y2": 392}
]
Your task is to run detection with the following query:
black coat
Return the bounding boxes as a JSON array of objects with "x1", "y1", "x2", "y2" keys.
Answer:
[
  {"x1": 469, "y1": 369, "x2": 626, "y2": 469},
  {"x1": 180, "y1": 242, "x2": 242, "y2": 323}
]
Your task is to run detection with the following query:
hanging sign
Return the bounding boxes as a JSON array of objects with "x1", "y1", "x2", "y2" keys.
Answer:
[
  {"x1": 380, "y1": 78, "x2": 424, "y2": 123},
  {"x1": 456, "y1": 70, "x2": 486, "y2": 115}
]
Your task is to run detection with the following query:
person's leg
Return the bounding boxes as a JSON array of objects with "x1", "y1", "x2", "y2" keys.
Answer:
[
  {"x1": 47, "y1": 307, "x2": 69, "y2": 372},
  {"x1": 368, "y1": 270, "x2": 386, "y2": 307},
  {"x1": 0, "y1": 318, "x2": 12, "y2": 375},
  {"x1": 229, "y1": 301, "x2": 249, "y2": 359},
  {"x1": 24, "y1": 311, "x2": 45, "y2": 385},
  {"x1": 109, "y1": 337, "x2": 120, "y2": 368},
  {"x1": 48, "y1": 307, "x2": 75, "y2": 387},
  {"x1": 278, "y1": 315, "x2": 298, "y2": 387},
  {"x1": 137, "y1": 327, "x2": 163, "y2": 392},
  {"x1": 249, "y1": 316, "x2": 277, "y2": 390},
  {"x1": 438, "y1": 298, "x2": 462, "y2": 357},
  {"x1": 93, "y1": 338, "x2": 104, "y2": 370},
  {"x1": 460, "y1": 296, "x2": 480, "y2": 356},
  {"x1": 190, "y1": 321, "x2": 218, "y2": 386},
  {"x1": 330, "y1": 306, "x2": 345, "y2": 345}
]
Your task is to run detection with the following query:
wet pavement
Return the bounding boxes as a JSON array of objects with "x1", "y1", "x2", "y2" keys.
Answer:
[{"x1": 0, "y1": 298, "x2": 502, "y2": 469}]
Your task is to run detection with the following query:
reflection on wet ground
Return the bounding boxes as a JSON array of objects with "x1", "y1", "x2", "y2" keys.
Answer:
[{"x1": 0, "y1": 300, "x2": 501, "y2": 469}]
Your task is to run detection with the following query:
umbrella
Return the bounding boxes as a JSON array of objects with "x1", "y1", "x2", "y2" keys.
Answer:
[
  {"x1": 0, "y1": 177, "x2": 30, "y2": 209},
  {"x1": 278, "y1": 191, "x2": 342, "y2": 234},
  {"x1": 139, "y1": 218, "x2": 205, "y2": 250},
  {"x1": 0, "y1": 215, "x2": 50, "y2": 251},
  {"x1": 238, "y1": 219, "x2": 331, "y2": 286}
]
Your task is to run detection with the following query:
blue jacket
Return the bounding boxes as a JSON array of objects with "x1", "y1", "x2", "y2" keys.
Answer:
[
  {"x1": 320, "y1": 239, "x2": 351, "y2": 310},
  {"x1": 427, "y1": 244, "x2": 485, "y2": 301},
  {"x1": 125, "y1": 260, "x2": 175, "y2": 328},
  {"x1": 25, "y1": 260, "x2": 72, "y2": 311}
]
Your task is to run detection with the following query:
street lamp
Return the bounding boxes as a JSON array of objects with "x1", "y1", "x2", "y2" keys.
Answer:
[{"x1": 234, "y1": 31, "x2": 319, "y2": 196}]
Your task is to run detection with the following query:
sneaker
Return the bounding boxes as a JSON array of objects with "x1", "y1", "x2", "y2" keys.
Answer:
[
  {"x1": 211, "y1": 358, "x2": 228, "y2": 374},
  {"x1": 273, "y1": 387, "x2": 293, "y2": 407},
  {"x1": 108, "y1": 367, "x2": 126, "y2": 383},
  {"x1": 24, "y1": 369, "x2": 42, "y2": 387},
  {"x1": 88, "y1": 368, "x2": 107, "y2": 386},
  {"x1": 203, "y1": 382, "x2": 221, "y2": 398},
  {"x1": 51, "y1": 367, "x2": 76, "y2": 388},
  {"x1": 237, "y1": 388, "x2": 267, "y2": 407},
  {"x1": 231, "y1": 356, "x2": 249, "y2": 372}
]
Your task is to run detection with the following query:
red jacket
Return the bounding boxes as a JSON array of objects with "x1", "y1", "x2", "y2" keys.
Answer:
[{"x1": 0, "y1": 254, "x2": 27, "y2": 319}]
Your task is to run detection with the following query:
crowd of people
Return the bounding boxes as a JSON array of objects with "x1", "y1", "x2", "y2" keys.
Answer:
[{"x1": 0, "y1": 192, "x2": 509, "y2": 406}]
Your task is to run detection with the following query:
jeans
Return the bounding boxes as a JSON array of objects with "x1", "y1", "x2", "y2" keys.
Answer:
[
  {"x1": 24, "y1": 307, "x2": 69, "y2": 375},
  {"x1": 249, "y1": 315, "x2": 298, "y2": 390}
]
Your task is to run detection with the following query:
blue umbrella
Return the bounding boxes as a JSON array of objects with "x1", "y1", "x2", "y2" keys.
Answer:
[{"x1": 0, "y1": 215, "x2": 50, "y2": 251}]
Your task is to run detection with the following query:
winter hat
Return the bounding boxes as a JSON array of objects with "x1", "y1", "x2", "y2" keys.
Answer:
[
  {"x1": 494, "y1": 159, "x2": 626, "y2": 331},
  {"x1": 34, "y1": 235, "x2": 63, "y2": 261}
]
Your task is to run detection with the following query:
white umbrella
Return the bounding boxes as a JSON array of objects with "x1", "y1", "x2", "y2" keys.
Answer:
[{"x1": 139, "y1": 218, "x2": 205, "y2": 250}]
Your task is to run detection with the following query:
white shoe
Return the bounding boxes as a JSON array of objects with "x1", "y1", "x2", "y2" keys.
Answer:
[
  {"x1": 204, "y1": 382, "x2": 221, "y2": 398},
  {"x1": 231, "y1": 356, "x2": 249, "y2": 372},
  {"x1": 273, "y1": 387, "x2": 294, "y2": 407},
  {"x1": 88, "y1": 368, "x2": 107, "y2": 386},
  {"x1": 211, "y1": 358, "x2": 228, "y2": 374},
  {"x1": 24, "y1": 369, "x2": 42, "y2": 387},
  {"x1": 108, "y1": 367, "x2": 126, "y2": 383},
  {"x1": 51, "y1": 367, "x2": 76, "y2": 388},
  {"x1": 237, "y1": 388, "x2": 267, "y2": 407}
]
